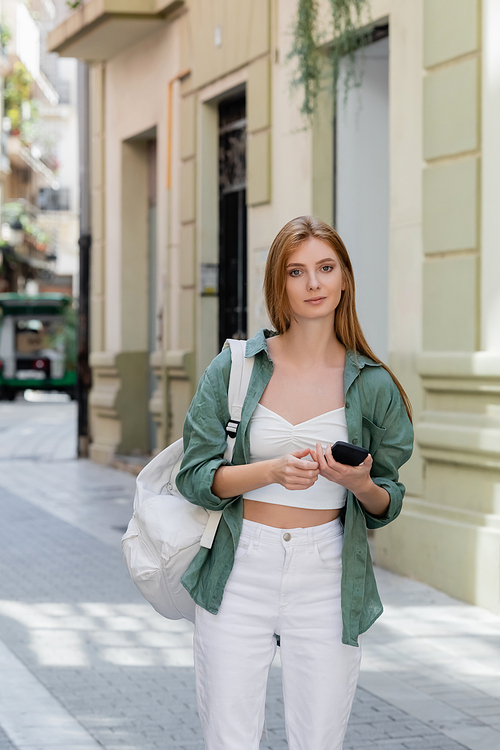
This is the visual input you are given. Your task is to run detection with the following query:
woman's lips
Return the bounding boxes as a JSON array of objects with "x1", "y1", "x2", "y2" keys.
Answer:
[{"x1": 304, "y1": 297, "x2": 326, "y2": 304}]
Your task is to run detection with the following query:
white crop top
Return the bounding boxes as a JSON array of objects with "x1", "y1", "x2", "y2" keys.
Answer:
[{"x1": 244, "y1": 403, "x2": 348, "y2": 510}]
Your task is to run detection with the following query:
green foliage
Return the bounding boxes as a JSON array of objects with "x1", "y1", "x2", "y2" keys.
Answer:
[
  {"x1": 1, "y1": 202, "x2": 24, "y2": 224},
  {"x1": 287, "y1": 0, "x2": 323, "y2": 117},
  {"x1": 66, "y1": 1, "x2": 83, "y2": 9},
  {"x1": 0, "y1": 21, "x2": 11, "y2": 52},
  {"x1": 3, "y1": 62, "x2": 33, "y2": 133},
  {"x1": 21, "y1": 217, "x2": 51, "y2": 248},
  {"x1": 3, "y1": 64, "x2": 44, "y2": 151},
  {"x1": 1, "y1": 202, "x2": 51, "y2": 249},
  {"x1": 288, "y1": 0, "x2": 371, "y2": 117},
  {"x1": 4, "y1": 62, "x2": 32, "y2": 107}
]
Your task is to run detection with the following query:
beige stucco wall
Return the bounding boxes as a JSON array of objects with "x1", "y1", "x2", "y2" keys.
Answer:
[
  {"x1": 77, "y1": 0, "x2": 500, "y2": 616},
  {"x1": 89, "y1": 17, "x2": 182, "y2": 462},
  {"x1": 104, "y1": 26, "x2": 176, "y2": 354},
  {"x1": 86, "y1": 0, "x2": 426, "y2": 464},
  {"x1": 176, "y1": 0, "x2": 425, "y2": 499},
  {"x1": 378, "y1": 0, "x2": 500, "y2": 616},
  {"x1": 251, "y1": 0, "x2": 425, "y2": 497}
]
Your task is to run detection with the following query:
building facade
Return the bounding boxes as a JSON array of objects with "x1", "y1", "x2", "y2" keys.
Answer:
[
  {"x1": 49, "y1": 0, "x2": 500, "y2": 616},
  {"x1": 0, "y1": 0, "x2": 79, "y2": 295}
]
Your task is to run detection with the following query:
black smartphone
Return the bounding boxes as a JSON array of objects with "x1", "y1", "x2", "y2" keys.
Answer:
[{"x1": 331, "y1": 441, "x2": 369, "y2": 466}]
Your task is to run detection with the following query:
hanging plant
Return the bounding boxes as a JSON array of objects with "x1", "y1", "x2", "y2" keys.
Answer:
[
  {"x1": 3, "y1": 62, "x2": 33, "y2": 135},
  {"x1": 288, "y1": 0, "x2": 371, "y2": 117},
  {"x1": 0, "y1": 21, "x2": 11, "y2": 53}
]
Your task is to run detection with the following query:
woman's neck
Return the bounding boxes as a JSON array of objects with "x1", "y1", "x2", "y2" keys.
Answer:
[{"x1": 273, "y1": 321, "x2": 345, "y2": 369}]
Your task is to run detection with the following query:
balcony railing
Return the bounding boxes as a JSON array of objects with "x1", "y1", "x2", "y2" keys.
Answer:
[{"x1": 6, "y1": 136, "x2": 59, "y2": 190}]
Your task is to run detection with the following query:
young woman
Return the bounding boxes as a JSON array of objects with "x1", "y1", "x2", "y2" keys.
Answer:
[{"x1": 176, "y1": 216, "x2": 414, "y2": 750}]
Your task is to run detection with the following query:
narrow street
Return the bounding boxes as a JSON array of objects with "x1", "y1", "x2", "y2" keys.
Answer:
[{"x1": 0, "y1": 399, "x2": 499, "y2": 750}]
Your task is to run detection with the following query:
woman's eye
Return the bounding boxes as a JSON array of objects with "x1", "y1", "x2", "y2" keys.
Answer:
[
  {"x1": 289, "y1": 269, "x2": 301, "y2": 276},
  {"x1": 321, "y1": 265, "x2": 333, "y2": 272}
]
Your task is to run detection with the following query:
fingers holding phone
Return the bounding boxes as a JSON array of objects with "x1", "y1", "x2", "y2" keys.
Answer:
[
  {"x1": 311, "y1": 441, "x2": 373, "y2": 495},
  {"x1": 331, "y1": 441, "x2": 368, "y2": 466}
]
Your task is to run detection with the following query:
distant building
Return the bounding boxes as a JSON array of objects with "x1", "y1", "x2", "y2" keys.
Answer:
[
  {"x1": 0, "y1": 0, "x2": 78, "y2": 296},
  {"x1": 48, "y1": 0, "x2": 500, "y2": 618}
]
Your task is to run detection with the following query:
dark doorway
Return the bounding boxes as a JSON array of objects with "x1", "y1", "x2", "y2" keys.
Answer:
[{"x1": 218, "y1": 95, "x2": 247, "y2": 350}]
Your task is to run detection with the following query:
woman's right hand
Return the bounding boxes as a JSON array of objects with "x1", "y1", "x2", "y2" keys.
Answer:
[{"x1": 270, "y1": 448, "x2": 319, "y2": 490}]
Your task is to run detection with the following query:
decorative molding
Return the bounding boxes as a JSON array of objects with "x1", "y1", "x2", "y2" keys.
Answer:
[
  {"x1": 195, "y1": 66, "x2": 248, "y2": 105},
  {"x1": 404, "y1": 496, "x2": 500, "y2": 531},
  {"x1": 88, "y1": 351, "x2": 149, "y2": 461},
  {"x1": 88, "y1": 352, "x2": 119, "y2": 416},
  {"x1": 417, "y1": 351, "x2": 500, "y2": 469},
  {"x1": 165, "y1": 348, "x2": 194, "y2": 373},
  {"x1": 424, "y1": 49, "x2": 480, "y2": 74},
  {"x1": 417, "y1": 416, "x2": 500, "y2": 469},
  {"x1": 418, "y1": 351, "x2": 500, "y2": 377}
]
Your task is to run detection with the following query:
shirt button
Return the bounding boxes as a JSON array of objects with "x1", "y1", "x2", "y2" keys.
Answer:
[
  {"x1": 352, "y1": 438, "x2": 358, "y2": 445},
  {"x1": 345, "y1": 402, "x2": 350, "y2": 409},
  {"x1": 283, "y1": 532, "x2": 292, "y2": 542}
]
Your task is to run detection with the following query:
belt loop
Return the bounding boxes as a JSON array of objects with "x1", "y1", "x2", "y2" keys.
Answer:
[
  {"x1": 307, "y1": 527, "x2": 314, "y2": 553},
  {"x1": 253, "y1": 525, "x2": 262, "y2": 550}
]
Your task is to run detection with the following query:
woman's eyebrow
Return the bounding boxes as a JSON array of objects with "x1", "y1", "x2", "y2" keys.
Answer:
[{"x1": 286, "y1": 258, "x2": 337, "y2": 268}]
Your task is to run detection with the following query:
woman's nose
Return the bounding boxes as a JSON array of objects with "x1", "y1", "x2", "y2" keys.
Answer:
[{"x1": 307, "y1": 273, "x2": 320, "y2": 289}]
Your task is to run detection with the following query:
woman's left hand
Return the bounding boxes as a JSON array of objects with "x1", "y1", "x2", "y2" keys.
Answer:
[{"x1": 311, "y1": 443, "x2": 374, "y2": 496}]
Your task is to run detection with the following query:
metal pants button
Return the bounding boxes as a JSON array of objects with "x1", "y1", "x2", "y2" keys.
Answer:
[{"x1": 283, "y1": 532, "x2": 292, "y2": 542}]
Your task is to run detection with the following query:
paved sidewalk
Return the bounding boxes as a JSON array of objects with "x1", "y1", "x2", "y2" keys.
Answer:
[
  {"x1": 0, "y1": 398, "x2": 77, "y2": 461},
  {"x1": 1, "y1": 400, "x2": 500, "y2": 749}
]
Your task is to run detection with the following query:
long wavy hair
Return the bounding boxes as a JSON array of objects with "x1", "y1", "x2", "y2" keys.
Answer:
[{"x1": 264, "y1": 215, "x2": 412, "y2": 421}]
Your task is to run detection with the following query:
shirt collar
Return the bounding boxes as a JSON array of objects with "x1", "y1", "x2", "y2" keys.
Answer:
[
  {"x1": 245, "y1": 328, "x2": 277, "y2": 359},
  {"x1": 345, "y1": 349, "x2": 381, "y2": 370},
  {"x1": 245, "y1": 328, "x2": 382, "y2": 371},
  {"x1": 344, "y1": 348, "x2": 381, "y2": 393}
]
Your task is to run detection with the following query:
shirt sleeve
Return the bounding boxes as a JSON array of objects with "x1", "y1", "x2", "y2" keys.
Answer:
[
  {"x1": 175, "y1": 358, "x2": 238, "y2": 511},
  {"x1": 363, "y1": 384, "x2": 414, "y2": 529}
]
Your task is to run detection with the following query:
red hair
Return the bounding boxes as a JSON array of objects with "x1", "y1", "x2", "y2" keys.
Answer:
[{"x1": 264, "y1": 216, "x2": 412, "y2": 421}]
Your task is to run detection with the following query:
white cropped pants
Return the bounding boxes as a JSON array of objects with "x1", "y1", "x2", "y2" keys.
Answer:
[{"x1": 194, "y1": 517, "x2": 362, "y2": 750}]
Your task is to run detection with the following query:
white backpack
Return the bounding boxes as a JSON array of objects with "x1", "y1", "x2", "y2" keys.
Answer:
[{"x1": 121, "y1": 339, "x2": 253, "y2": 622}]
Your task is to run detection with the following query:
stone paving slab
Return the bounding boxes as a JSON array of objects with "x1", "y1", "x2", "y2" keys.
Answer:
[
  {"x1": 0, "y1": 399, "x2": 76, "y2": 461},
  {"x1": 0, "y1": 727, "x2": 16, "y2": 750},
  {"x1": 0, "y1": 477, "x2": 476, "y2": 750},
  {"x1": 0, "y1": 456, "x2": 134, "y2": 548},
  {"x1": 0, "y1": 400, "x2": 499, "y2": 748}
]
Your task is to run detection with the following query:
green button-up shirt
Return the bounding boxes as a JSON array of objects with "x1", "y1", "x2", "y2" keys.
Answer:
[{"x1": 177, "y1": 329, "x2": 414, "y2": 646}]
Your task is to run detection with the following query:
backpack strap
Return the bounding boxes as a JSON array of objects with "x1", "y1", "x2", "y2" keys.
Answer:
[
  {"x1": 200, "y1": 339, "x2": 254, "y2": 549},
  {"x1": 224, "y1": 339, "x2": 254, "y2": 459}
]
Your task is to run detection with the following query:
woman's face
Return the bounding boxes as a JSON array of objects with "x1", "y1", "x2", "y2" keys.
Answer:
[{"x1": 285, "y1": 237, "x2": 345, "y2": 323}]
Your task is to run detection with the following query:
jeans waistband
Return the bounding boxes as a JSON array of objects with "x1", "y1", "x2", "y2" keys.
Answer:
[{"x1": 240, "y1": 516, "x2": 343, "y2": 546}]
